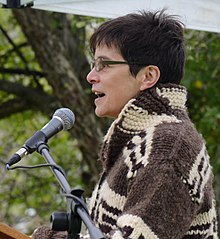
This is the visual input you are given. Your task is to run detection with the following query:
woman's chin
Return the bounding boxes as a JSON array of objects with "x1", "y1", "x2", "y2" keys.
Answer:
[
  {"x1": 95, "y1": 108, "x2": 105, "y2": 118},
  {"x1": 95, "y1": 109, "x2": 117, "y2": 119}
]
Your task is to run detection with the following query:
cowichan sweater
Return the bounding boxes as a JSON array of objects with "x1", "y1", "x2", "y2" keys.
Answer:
[{"x1": 88, "y1": 83, "x2": 218, "y2": 239}]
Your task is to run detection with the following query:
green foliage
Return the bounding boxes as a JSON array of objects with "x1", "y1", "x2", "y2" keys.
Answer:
[
  {"x1": 183, "y1": 32, "x2": 220, "y2": 235},
  {"x1": 183, "y1": 30, "x2": 220, "y2": 173},
  {"x1": 0, "y1": 9, "x2": 52, "y2": 96}
]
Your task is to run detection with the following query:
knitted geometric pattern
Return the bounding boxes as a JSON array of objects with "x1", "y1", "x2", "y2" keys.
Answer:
[{"x1": 89, "y1": 84, "x2": 218, "y2": 239}]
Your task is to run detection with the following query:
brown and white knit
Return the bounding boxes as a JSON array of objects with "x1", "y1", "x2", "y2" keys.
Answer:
[{"x1": 88, "y1": 83, "x2": 218, "y2": 239}]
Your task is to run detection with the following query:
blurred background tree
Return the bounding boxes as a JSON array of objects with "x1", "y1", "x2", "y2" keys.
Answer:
[
  {"x1": 184, "y1": 30, "x2": 220, "y2": 231},
  {"x1": 0, "y1": 8, "x2": 219, "y2": 236}
]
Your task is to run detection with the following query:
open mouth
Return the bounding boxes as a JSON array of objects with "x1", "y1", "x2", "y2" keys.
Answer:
[{"x1": 94, "y1": 92, "x2": 105, "y2": 98}]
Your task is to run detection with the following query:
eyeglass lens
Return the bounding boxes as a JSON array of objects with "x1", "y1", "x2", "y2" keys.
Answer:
[{"x1": 90, "y1": 58, "x2": 104, "y2": 72}]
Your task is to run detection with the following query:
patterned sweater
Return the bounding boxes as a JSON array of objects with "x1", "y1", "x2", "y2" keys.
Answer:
[{"x1": 89, "y1": 83, "x2": 218, "y2": 239}]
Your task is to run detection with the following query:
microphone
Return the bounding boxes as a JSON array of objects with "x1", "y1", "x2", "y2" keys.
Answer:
[{"x1": 6, "y1": 108, "x2": 75, "y2": 169}]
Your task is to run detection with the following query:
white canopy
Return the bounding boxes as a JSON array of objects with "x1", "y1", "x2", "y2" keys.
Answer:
[{"x1": 1, "y1": 0, "x2": 220, "y2": 33}]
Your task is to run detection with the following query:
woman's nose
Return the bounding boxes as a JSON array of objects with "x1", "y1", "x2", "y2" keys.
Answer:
[{"x1": 86, "y1": 68, "x2": 99, "y2": 84}]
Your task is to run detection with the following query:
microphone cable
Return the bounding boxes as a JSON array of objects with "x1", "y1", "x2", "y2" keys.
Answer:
[{"x1": 6, "y1": 163, "x2": 67, "y2": 178}]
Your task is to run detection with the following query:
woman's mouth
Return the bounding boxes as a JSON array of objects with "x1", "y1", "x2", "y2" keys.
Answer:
[{"x1": 94, "y1": 91, "x2": 105, "y2": 98}]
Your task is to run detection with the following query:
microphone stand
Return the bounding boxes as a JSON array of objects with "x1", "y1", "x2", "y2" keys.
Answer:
[{"x1": 36, "y1": 142, "x2": 105, "y2": 239}]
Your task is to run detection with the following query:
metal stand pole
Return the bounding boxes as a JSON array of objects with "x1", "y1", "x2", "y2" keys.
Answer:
[{"x1": 37, "y1": 143, "x2": 104, "y2": 239}]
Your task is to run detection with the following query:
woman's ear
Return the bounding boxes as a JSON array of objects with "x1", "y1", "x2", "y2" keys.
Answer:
[{"x1": 139, "y1": 65, "x2": 160, "y2": 91}]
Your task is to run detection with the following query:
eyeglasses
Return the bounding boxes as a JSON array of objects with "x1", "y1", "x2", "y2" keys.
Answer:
[{"x1": 90, "y1": 57, "x2": 129, "y2": 72}]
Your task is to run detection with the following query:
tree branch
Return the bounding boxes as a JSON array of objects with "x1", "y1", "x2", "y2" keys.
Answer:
[
  {"x1": 0, "y1": 67, "x2": 45, "y2": 77},
  {"x1": 0, "y1": 42, "x2": 28, "y2": 63},
  {"x1": 0, "y1": 25, "x2": 43, "y2": 88},
  {"x1": 0, "y1": 98, "x2": 30, "y2": 118},
  {"x1": 0, "y1": 25, "x2": 28, "y2": 65},
  {"x1": 0, "y1": 79, "x2": 59, "y2": 115}
]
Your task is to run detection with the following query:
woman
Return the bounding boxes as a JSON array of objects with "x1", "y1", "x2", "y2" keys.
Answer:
[{"x1": 85, "y1": 9, "x2": 218, "y2": 239}]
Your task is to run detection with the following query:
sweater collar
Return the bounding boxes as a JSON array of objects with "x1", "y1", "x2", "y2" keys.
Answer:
[{"x1": 104, "y1": 83, "x2": 187, "y2": 142}]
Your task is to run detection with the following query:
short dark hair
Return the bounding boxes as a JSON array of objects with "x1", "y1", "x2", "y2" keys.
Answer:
[{"x1": 90, "y1": 9, "x2": 186, "y2": 84}]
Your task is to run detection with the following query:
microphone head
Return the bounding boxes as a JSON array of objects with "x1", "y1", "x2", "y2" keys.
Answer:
[{"x1": 53, "y1": 108, "x2": 75, "y2": 130}]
